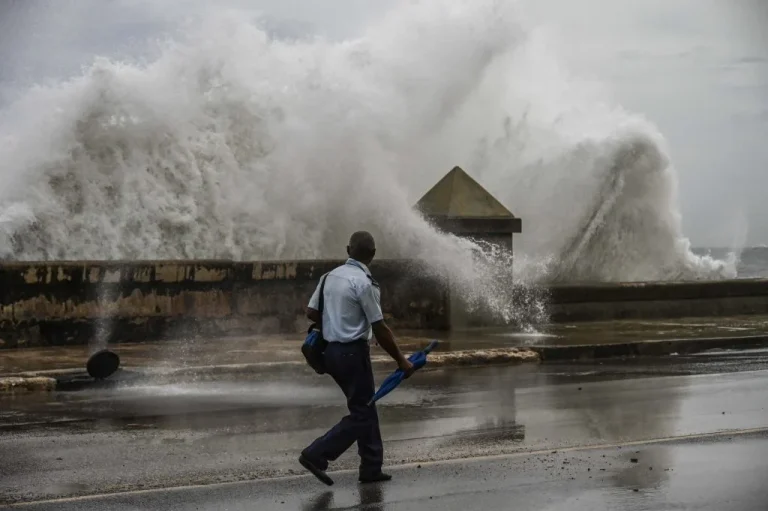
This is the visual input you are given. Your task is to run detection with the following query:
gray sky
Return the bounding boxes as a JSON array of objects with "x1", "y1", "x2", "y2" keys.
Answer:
[{"x1": 1, "y1": 0, "x2": 766, "y2": 247}]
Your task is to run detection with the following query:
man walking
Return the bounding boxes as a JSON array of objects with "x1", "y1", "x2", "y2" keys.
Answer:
[{"x1": 299, "y1": 231, "x2": 415, "y2": 486}]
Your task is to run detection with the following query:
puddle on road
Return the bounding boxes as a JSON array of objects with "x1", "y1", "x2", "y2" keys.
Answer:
[
  {"x1": 123, "y1": 381, "x2": 333, "y2": 398},
  {"x1": 74, "y1": 381, "x2": 344, "y2": 409}
]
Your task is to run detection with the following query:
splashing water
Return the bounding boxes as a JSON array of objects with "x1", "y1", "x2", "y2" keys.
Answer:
[{"x1": 0, "y1": 1, "x2": 736, "y2": 310}]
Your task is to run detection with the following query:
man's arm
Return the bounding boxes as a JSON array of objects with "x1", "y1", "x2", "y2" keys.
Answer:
[
  {"x1": 357, "y1": 280, "x2": 415, "y2": 378},
  {"x1": 307, "y1": 308, "x2": 321, "y2": 323},
  {"x1": 371, "y1": 320, "x2": 414, "y2": 378}
]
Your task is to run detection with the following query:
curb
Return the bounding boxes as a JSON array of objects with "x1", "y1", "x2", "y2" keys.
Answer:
[
  {"x1": 418, "y1": 347, "x2": 540, "y2": 367},
  {"x1": 531, "y1": 334, "x2": 768, "y2": 361}
]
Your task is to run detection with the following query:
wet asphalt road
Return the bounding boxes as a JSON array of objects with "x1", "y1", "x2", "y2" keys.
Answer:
[
  {"x1": 7, "y1": 432, "x2": 768, "y2": 511},
  {"x1": 2, "y1": 349, "x2": 768, "y2": 508}
]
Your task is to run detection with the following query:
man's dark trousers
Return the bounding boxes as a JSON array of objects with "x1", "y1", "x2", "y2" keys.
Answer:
[{"x1": 302, "y1": 340, "x2": 383, "y2": 476}]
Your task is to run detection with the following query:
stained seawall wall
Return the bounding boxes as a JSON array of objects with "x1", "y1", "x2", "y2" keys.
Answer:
[
  {"x1": 0, "y1": 260, "x2": 766, "y2": 348},
  {"x1": 0, "y1": 260, "x2": 449, "y2": 349}
]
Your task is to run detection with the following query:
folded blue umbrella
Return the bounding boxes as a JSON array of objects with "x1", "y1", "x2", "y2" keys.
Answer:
[{"x1": 367, "y1": 340, "x2": 439, "y2": 406}]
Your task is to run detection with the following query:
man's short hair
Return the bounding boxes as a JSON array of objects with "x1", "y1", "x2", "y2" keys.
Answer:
[{"x1": 348, "y1": 231, "x2": 376, "y2": 258}]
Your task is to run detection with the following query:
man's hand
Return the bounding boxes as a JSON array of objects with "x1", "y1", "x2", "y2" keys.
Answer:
[{"x1": 398, "y1": 358, "x2": 415, "y2": 379}]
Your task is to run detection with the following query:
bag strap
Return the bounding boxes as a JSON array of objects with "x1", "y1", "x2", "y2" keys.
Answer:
[
  {"x1": 316, "y1": 273, "x2": 328, "y2": 336},
  {"x1": 317, "y1": 273, "x2": 328, "y2": 324}
]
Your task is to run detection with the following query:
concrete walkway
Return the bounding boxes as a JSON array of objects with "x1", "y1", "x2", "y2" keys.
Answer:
[{"x1": 1, "y1": 315, "x2": 767, "y2": 378}]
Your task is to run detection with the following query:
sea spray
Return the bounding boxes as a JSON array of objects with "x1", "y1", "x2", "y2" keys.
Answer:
[{"x1": 0, "y1": 0, "x2": 735, "y2": 324}]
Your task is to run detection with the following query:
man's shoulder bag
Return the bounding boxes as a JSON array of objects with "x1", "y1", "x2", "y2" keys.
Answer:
[{"x1": 302, "y1": 274, "x2": 329, "y2": 374}]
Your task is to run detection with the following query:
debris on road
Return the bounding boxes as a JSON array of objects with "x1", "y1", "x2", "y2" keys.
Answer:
[{"x1": 0, "y1": 376, "x2": 56, "y2": 392}]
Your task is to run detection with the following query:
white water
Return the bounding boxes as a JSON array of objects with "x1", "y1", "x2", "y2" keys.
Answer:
[{"x1": 0, "y1": 1, "x2": 736, "y2": 292}]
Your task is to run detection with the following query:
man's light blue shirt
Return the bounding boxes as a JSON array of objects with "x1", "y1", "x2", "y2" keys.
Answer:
[{"x1": 308, "y1": 258, "x2": 383, "y2": 343}]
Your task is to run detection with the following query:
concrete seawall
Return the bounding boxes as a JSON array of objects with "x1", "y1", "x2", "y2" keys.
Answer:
[
  {"x1": 548, "y1": 279, "x2": 768, "y2": 321},
  {"x1": 0, "y1": 260, "x2": 449, "y2": 349},
  {"x1": 0, "y1": 260, "x2": 766, "y2": 348}
]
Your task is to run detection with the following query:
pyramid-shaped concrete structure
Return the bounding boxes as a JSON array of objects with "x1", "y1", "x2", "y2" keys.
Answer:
[
  {"x1": 415, "y1": 167, "x2": 522, "y2": 330},
  {"x1": 416, "y1": 166, "x2": 515, "y2": 219},
  {"x1": 414, "y1": 166, "x2": 521, "y2": 243}
]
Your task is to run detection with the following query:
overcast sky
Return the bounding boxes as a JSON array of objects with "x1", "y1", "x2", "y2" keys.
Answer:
[
  {"x1": 1, "y1": 0, "x2": 766, "y2": 247},
  {"x1": 525, "y1": 0, "x2": 768, "y2": 247}
]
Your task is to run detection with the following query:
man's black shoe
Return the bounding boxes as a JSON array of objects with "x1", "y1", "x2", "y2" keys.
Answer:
[
  {"x1": 359, "y1": 472, "x2": 392, "y2": 484},
  {"x1": 299, "y1": 454, "x2": 334, "y2": 486}
]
